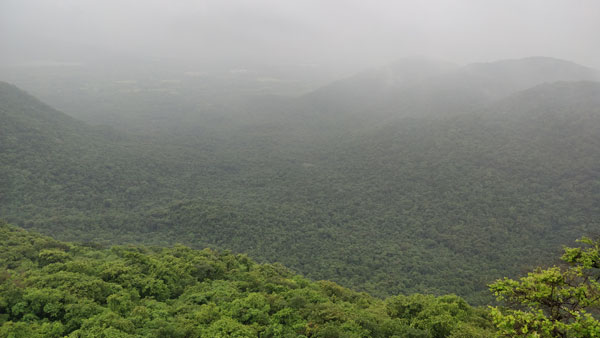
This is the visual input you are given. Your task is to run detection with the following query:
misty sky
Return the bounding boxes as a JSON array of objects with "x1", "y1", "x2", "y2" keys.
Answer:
[{"x1": 1, "y1": 0, "x2": 600, "y2": 72}]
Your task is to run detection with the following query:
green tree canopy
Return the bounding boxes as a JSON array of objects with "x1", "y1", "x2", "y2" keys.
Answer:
[{"x1": 489, "y1": 237, "x2": 600, "y2": 337}]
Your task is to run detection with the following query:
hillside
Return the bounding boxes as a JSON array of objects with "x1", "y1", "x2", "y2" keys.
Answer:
[
  {"x1": 0, "y1": 82, "x2": 217, "y2": 240},
  {"x1": 298, "y1": 57, "x2": 600, "y2": 121},
  {"x1": 1, "y1": 68, "x2": 600, "y2": 305},
  {"x1": 138, "y1": 81, "x2": 600, "y2": 303},
  {"x1": 0, "y1": 222, "x2": 495, "y2": 337}
]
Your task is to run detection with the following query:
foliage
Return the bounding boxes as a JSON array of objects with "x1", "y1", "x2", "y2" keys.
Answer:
[
  {"x1": 0, "y1": 223, "x2": 495, "y2": 337},
  {"x1": 1, "y1": 80, "x2": 600, "y2": 304},
  {"x1": 489, "y1": 237, "x2": 600, "y2": 337}
]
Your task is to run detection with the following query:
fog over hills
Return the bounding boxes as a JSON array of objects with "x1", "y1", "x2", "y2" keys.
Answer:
[
  {"x1": 300, "y1": 56, "x2": 600, "y2": 121},
  {"x1": 2, "y1": 0, "x2": 600, "y2": 131},
  {"x1": 2, "y1": 2, "x2": 600, "y2": 335}
]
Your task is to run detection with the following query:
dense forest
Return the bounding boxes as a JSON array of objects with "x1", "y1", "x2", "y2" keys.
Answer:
[
  {"x1": 5, "y1": 0, "x2": 600, "y2": 335},
  {"x1": 0, "y1": 222, "x2": 498, "y2": 337},
  {"x1": 2, "y1": 57, "x2": 600, "y2": 305},
  {"x1": 2, "y1": 223, "x2": 599, "y2": 337},
  {"x1": 2, "y1": 55, "x2": 600, "y2": 336}
]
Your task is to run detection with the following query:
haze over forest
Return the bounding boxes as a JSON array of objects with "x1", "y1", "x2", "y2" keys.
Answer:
[{"x1": 1, "y1": 1, "x2": 600, "y2": 337}]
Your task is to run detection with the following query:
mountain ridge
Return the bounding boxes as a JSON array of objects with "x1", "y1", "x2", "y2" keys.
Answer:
[{"x1": 298, "y1": 56, "x2": 600, "y2": 120}]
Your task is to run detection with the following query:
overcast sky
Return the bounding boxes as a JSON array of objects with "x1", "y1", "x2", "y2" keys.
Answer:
[{"x1": 1, "y1": 0, "x2": 600, "y2": 72}]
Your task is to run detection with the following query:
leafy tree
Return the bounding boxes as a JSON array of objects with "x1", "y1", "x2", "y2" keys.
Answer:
[
  {"x1": 489, "y1": 237, "x2": 600, "y2": 337},
  {"x1": 0, "y1": 223, "x2": 496, "y2": 337}
]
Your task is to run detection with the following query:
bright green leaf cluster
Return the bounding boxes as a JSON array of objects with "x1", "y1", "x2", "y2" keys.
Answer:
[
  {"x1": 0, "y1": 223, "x2": 494, "y2": 337},
  {"x1": 489, "y1": 237, "x2": 600, "y2": 337}
]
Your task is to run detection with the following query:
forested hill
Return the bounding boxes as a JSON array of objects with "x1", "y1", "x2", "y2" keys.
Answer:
[
  {"x1": 0, "y1": 81, "x2": 174, "y2": 226},
  {"x1": 0, "y1": 80, "x2": 225, "y2": 236},
  {"x1": 1, "y1": 73, "x2": 600, "y2": 304},
  {"x1": 0, "y1": 82, "x2": 82, "y2": 129},
  {"x1": 299, "y1": 57, "x2": 600, "y2": 120},
  {"x1": 0, "y1": 222, "x2": 495, "y2": 337},
  {"x1": 147, "y1": 80, "x2": 600, "y2": 303}
]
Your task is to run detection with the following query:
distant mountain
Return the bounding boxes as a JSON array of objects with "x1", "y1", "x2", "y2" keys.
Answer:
[
  {"x1": 457, "y1": 57, "x2": 600, "y2": 99},
  {"x1": 299, "y1": 57, "x2": 600, "y2": 119},
  {"x1": 300, "y1": 57, "x2": 457, "y2": 116},
  {"x1": 491, "y1": 80, "x2": 600, "y2": 116},
  {"x1": 305, "y1": 58, "x2": 456, "y2": 104}
]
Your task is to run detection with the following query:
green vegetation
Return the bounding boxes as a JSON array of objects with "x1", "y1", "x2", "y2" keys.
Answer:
[
  {"x1": 0, "y1": 222, "x2": 495, "y2": 337},
  {"x1": 489, "y1": 237, "x2": 600, "y2": 337},
  {"x1": 2, "y1": 223, "x2": 599, "y2": 336},
  {"x1": 1, "y1": 79, "x2": 600, "y2": 305},
  {"x1": 2, "y1": 56, "x2": 600, "y2": 336}
]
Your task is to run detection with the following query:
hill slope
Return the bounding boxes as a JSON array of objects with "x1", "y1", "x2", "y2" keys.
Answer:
[
  {"x1": 299, "y1": 57, "x2": 600, "y2": 120},
  {"x1": 0, "y1": 81, "x2": 213, "y2": 239},
  {"x1": 2, "y1": 79, "x2": 600, "y2": 304},
  {"x1": 141, "y1": 81, "x2": 600, "y2": 303},
  {"x1": 0, "y1": 222, "x2": 495, "y2": 337}
]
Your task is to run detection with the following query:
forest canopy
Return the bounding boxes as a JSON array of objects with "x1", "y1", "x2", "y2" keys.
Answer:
[
  {"x1": 0, "y1": 222, "x2": 496, "y2": 337},
  {"x1": 2, "y1": 223, "x2": 599, "y2": 337},
  {"x1": 1, "y1": 78, "x2": 600, "y2": 305}
]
